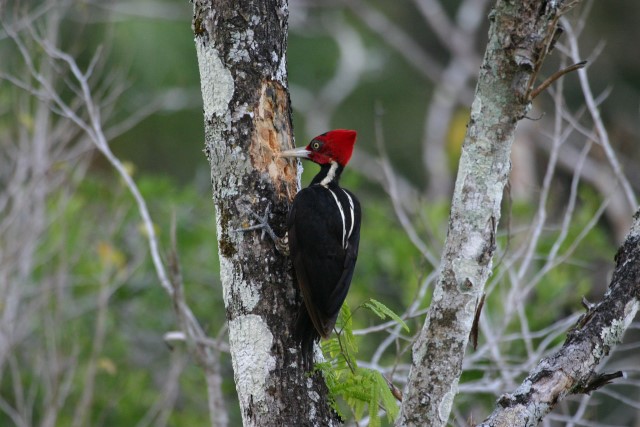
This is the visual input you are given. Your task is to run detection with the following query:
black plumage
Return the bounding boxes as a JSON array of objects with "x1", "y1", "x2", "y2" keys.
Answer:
[{"x1": 288, "y1": 168, "x2": 361, "y2": 359}]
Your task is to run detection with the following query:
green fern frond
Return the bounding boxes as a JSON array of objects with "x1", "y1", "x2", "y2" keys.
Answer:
[
  {"x1": 317, "y1": 302, "x2": 402, "y2": 426},
  {"x1": 372, "y1": 369, "x2": 400, "y2": 421},
  {"x1": 363, "y1": 298, "x2": 410, "y2": 333}
]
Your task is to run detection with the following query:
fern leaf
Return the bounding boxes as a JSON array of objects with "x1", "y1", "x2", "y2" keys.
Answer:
[{"x1": 363, "y1": 298, "x2": 410, "y2": 333}]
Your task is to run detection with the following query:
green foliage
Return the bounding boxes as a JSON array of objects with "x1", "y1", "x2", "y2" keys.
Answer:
[
  {"x1": 318, "y1": 301, "x2": 406, "y2": 426},
  {"x1": 363, "y1": 298, "x2": 410, "y2": 333},
  {"x1": 0, "y1": 171, "x2": 231, "y2": 427}
]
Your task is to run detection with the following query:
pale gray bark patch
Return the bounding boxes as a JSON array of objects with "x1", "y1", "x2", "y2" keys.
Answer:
[
  {"x1": 228, "y1": 314, "x2": 276, "y2": 419},
  {"x1": 218, "y1": 255, "x2": 261, "y2": 312},
  {"x1": 195, "y1": 39, "x2": 234, "y2": 120}
]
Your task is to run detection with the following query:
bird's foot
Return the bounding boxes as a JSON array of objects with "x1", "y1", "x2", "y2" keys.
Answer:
[{"x1": 233, "y1": 203, "x2": 290, "y2": 256}]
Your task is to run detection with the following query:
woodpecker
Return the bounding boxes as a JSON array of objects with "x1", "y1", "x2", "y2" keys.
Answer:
[{"x1": 279, "y1": 129, "x2": 361, "y2": 364}]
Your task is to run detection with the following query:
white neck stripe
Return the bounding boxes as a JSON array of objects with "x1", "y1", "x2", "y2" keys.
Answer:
[
  {"x1": 342, "y1": 189, "x2": 355, "y2": 246},
  {"x1": 320, "y1": 161, "x2": 339, "y2": 187},
  {"x1": 326, "y1": 187, "x2": 347, "y2": 249}
]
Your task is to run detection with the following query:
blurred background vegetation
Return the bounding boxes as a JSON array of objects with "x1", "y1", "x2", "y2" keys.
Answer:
[{"x1": 1, "y1": 0, "x2": 639, "y2": 426}]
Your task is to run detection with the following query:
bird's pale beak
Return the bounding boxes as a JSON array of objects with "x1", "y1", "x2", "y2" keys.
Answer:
[{"x1": 279, "y1": 147, "x2": 310, "y2": 159}]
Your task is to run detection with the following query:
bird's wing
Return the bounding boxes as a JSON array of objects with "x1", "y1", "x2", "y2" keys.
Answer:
[
  {"x1": 327, "y1": 189, "x2": 360, "y2": 316},
  {"x1": 288, "y1": 186, "x2": 361, "y2": 338}
]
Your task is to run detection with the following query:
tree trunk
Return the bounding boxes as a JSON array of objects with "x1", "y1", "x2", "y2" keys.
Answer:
[
  {"x1": 398, "y1": 1, "x2": 581, "y2": 425},
  {"x1": 191, "y1": 1, "x2": 338, "y2": 425}
]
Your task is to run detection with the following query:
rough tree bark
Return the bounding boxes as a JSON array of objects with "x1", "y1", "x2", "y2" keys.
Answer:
[
  {"x1": 398, "y1": 1, "x2": 583, "y2": 425},
  {"x1": 191, "y1": 1, "x2": 338, "y2": 425}
]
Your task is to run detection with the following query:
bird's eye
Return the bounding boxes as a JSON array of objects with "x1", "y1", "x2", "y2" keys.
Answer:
[{"x1": 311, "y1": 141, "x2": 321, "y2": 151}]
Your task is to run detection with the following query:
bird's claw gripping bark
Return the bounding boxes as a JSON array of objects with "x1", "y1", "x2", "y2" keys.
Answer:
[
  {"x1": 233, "y1": 203, "x2": 290, "y2": 256},
  {"x1": 240, "y1": 204, "x2": 275, "y2": 241}
]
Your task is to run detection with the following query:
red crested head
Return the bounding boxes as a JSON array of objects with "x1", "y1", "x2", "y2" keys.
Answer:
[
  {"x1": 279, "y1": 129, "x2": 357, "y2": 168},
  {"x1": 305, "y1": 129, "x2": 357, "y2": 167}
]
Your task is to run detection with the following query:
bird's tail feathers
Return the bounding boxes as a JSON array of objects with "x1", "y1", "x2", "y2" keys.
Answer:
[{"x1": 295, "y1": 308, "x2": 321, "y2": 371}]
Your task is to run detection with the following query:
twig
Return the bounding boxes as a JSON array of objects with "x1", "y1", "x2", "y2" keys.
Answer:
[
  {"x1": 564, "y1": 17, "x2": 638, "y2": 211},
  {"x1": 469, "y1": 293, "x2": 486, "y2": 351},
  {"x1": 373, "y1": 104, "x2": 439, "y2": 267},
  {"x1": 529, "y1": 61, "x2": 587, "y2": 100}
]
